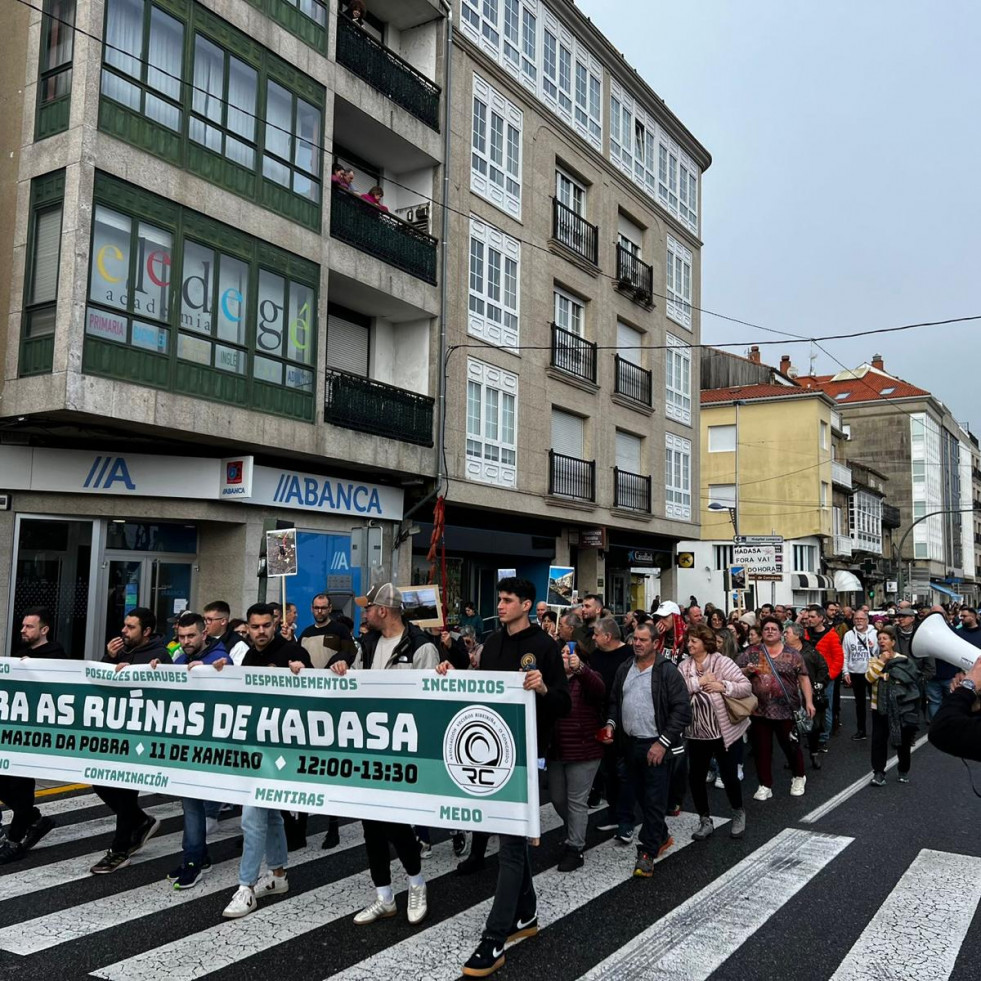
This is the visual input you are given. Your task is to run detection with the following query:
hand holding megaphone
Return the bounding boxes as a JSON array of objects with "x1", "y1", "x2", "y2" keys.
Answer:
[{"x1": 911, "y1": 612, "x2": 981, "y2": 673}]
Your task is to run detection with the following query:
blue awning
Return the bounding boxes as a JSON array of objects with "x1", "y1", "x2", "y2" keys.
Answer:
[{"x1": 930, "y1": 581, "x2": 963, "y2": 600}]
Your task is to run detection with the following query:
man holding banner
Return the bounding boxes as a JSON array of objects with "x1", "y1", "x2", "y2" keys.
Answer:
[{"x1": 438, "y1": 576, "x2": 570, "y2": 979}]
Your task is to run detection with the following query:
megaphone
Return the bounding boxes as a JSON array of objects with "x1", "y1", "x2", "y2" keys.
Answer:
[{"x1": 911, "y1": 612, "x2": 980, "y2": 672}]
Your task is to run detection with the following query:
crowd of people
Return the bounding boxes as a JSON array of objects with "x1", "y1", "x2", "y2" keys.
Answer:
[{"x1": 2, "y1": 585, "x2": 979, "y2": 978}]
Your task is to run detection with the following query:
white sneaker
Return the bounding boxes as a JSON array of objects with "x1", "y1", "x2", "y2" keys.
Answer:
[
  {"x1": 222, "y1": 885, "x2": 256, "y2": 919},
  {"x1": 714, "y1": 776, "x2": 725, "y2": 789},
  {"x1": 753, "y1": 785, "x2": 773, "y2": 801},
  {"x1": 790, "y1": 776, "x2": 807, "y2": 797},
  {"x1": 407, "y1": 883, "x2": 427, "y2": 925},
  {"x1": 255, "y1": 870, "x2": 289, "y2": 897},
  {"x1": 205, "y1": 817, "x2": 219, "y2": 837},
  {"x1": 737, "y1": 764, "x2": 745, "y2": 781},
  {"x1": 705, "y1": 771, "x2": 715, "y2": 784},
  {"x1": 354, "y1": 896, "x2": 397, "y2": 925}
]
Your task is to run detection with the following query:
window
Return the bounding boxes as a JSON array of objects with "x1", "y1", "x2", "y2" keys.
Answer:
[
  {"x1": 468, "y1": 217, "x2": 520, "y2": 350},
  {"x1": 459, "y1": 0, "x2": 602, "y2": 152},
  {"x1": 793, "y1": 544, "x2": 817, "y2": 572},
  {"x1": 36, "y1": 0, "x2": 75, "y2": 138},
  {"x1": 244, "y1": 0, "x2": 328, "y2": 50},
  {"x1": 708, "y1": 483, "x2": 736, "y2": 509},
  {"x1": 713, "y1": 544, "x2": 734, "y2": 571},
  {"x1": 610, "y1": 78, "x2": 699, "y2": 234},
  {"x1": 820, "y1": 420, "x2": 829, "y2": 450},
  {"x1": 471, "y1": 74, "x2": 523, "y2": 218},
  {"x1": 83, "y1": 173, "x2": 318, "y2": 420},
  {"x1": 326, "y1": 306, "x2": 370, "y2": 376},
  {"x1": 465, "y1": 358, "x2": 517, "y2": 488},
  {"x1": 666, "y1": 235, "x2": 693, "y2": 329},
  {"x1": 820, "y1": 481, "x2": 829, "y2": 507},
  {"x1": 555, "y1": 168, "x2": 585, "y2": 215},
  {"x1": 551, "y1": 408, "x2": 584, "y2": 457},
  {"x1": 617, "y1": 321, "x2": 643, "y2": 365},
  {"x1": 708, "y1": 424, "x2": 736, "y2": 453},
  {"x1": 99, "y1": 0, "x2": 324, "y2": 229},
  {"x1": 665, "y1": 335, "x2": 691, "y2": 425},
  {"x1": 553, "y1": 288, "x2": 584, "y2": 336},
  {"x1": 665, "y1": 433, "x2": 691, "y2": 520},
  {"x1": 616, "y1": 430, "x2": 642, "y2": 474}
]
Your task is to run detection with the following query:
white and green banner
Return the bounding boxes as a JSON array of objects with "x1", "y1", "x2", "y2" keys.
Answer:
[{"x1": 0, "y1": 660, "x2": 541, "y2": 836}]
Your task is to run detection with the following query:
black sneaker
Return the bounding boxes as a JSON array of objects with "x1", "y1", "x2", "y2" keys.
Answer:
[
  {"x1": 633, "y1": 850, "x2": 655, "y2": 877},
  {"x1": 452, "y1": 832, "x2": 469, "y2": 857},
  {"x1": 21, "y1": 815, "x2": 55, "y2": 851},
  {"x1": 850, "y1": 732, "x2": 868, "y2": 741},
  {"x1": 870, "y1": 771, "x2": 886, "y2": 787},
  {"x1": 586, "y1": 789, "x2": 603, "y2": 809},
  {"x1": 507, "y1": 912, "x2": 539, "y2": 942},
  {"x1": 0, "y1": 840, "x2": 26, "y2": 865},
  {"x1": 322, "y1": 818, "x2": 340, "y2": 850},
  {"x1": 127, "y1": 814, "x2": 161, "y2": 856},
  {"x1": 556, "y1": 845, "x2": 584, "y2": 873},
  {"x1": 173, "y1": 860, "x2": 210, "y2": 890},
  {"x1": 91, "y1": 850, "x2": 130, "y2": 874},
  {"x1": 462, "y1": 936, "x2": 506, "y2": 978},
  {"x1": 455, "y1": 854, "x2": 486, "y2": 875},
  {"x1": 167, "y1": 858, "x2": 211, "y2": 883}
]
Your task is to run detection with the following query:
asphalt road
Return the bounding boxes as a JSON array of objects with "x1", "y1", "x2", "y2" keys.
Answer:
[{"x1": 2, "y1": 717, "x2": 980, "y2": 981}]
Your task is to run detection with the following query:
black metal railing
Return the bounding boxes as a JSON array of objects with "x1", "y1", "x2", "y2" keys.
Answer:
[
  {"x1": 614, "y1": 468, "x2": 651, "y2": 512},
  {"x1": 324, "y1": 368, "x2": 435, "y2": 446},
  {"x1": 550, "y1": 323, "x2": 597, "y2": 383},
  {"x1": 335, "y1": 15, "x2": 441, "y2": 130},
  {"x1": 549, "y1": 450, "x2": 595, "y2": 501},
  {"x1": 615, "y1": 244, "x2": 654, "y2": 304},
  {"x1": 552, "y1": 198, "x2": 598, "y2": 265},
  {"x1": 330, "y1": 186, "x2": 438, "y2": 284},
  {"x1": 614, "y1": 355, "x2": 652, "y2": 406}
]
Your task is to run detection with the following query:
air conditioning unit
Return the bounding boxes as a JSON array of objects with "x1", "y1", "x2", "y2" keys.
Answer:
[{"x1": 400, "y1": 204, "x2": 430, "y2": 232}]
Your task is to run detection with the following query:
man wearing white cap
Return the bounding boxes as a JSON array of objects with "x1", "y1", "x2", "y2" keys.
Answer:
[{"x1": 330, "y1": 583, "x2": 439, "y2": 927}]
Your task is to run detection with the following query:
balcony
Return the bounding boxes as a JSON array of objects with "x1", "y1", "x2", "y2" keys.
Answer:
[
  {"x1": 335, "y1": 15, "x2": 441, "y2": 131},
  {"x1": 615, "y1": 245, "x2": 654, "y2": 306},
  {"x1": 833, "y1": 535, "x2": 854, "y2": 557},
  {"x1": 330, "y1": 186, "x2": 437, "y2": 285},
  {"x1": 324, "y1": 369, "x2": 434, "y2": 446},
  {"x1": 550, "y1": 324, "x2": 597, "y2": 384},
  {"x1": 549, "y1": 450, "x2": 595, "y2": 502},
  {"x1": 614, "y1": 356, "x2": 652, "y2": 406},
  {"x1": 831, "y1": 460, "x2": 853, "y2": 489},
  {"x1": 614, "y1": 468, "x2": 651, "y2": 513},
  {"x1": 552, "y1": 199, "x2": 598, "y2": 265}
]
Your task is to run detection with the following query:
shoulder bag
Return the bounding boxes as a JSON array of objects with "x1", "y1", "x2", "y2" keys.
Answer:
[{"x1": 761, "y1": 646, "x2": 812, "y2": 741}]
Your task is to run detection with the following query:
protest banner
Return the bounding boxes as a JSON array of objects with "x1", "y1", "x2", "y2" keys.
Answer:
[{"x1": 0, "y1": 660, "x2": 540, "y2": 836}]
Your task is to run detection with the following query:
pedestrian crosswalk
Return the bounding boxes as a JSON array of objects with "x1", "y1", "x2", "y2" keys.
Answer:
[{"x1": 0, "y1": 788, "x2": 979, "y2": 980}]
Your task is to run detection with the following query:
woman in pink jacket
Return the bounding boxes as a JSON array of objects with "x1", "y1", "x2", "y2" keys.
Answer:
[{"x1": 680, "y1": 624, "x2": 752, "y2": 840}]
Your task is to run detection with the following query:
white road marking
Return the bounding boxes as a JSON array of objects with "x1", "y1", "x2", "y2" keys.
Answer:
[
  {"x1": 801, "y1": 734, "x2": 930, "y2": 823},
  {"x1": 580, "y1": 828, "x2": 852, "y2": 980},
  {"x1": 33, "y1": 802, "x2": 183, "y2": 852},
  {"x1": 0, "y1": 825, "x2": 362, "y2": 954},
  {"x1": 829, "y1": 849, "x2": 981, "y2": 981},
  {"x1": 325, "y1": 812, "x2": 721, "y2": 981}
]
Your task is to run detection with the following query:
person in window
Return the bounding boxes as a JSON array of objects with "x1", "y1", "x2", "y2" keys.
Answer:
[
  {"x1": 361, "y1": 185, "x2": 388, "y2": 212},
  {"x1": 342, "y1": 0, "x2": 366, "y2": 25},
  {"x1": 331, "y1": 163, "x2": 353, "y2": 191}
]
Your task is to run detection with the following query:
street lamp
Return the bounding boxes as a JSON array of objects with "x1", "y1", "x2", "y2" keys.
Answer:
[
  {"x1": 707, "y1": 500, "x2": 739, "y2": 538},
  {"x1": 896, "y1": 504, "x2": 980, "y2": 598}
]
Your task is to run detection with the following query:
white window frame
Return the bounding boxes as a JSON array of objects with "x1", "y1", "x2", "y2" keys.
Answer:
[
  {"x1": 465, "y1": 357, "x2": 518, "y2": 488},
  {"x1": 793, "y1": 543, "x2": 817, "y2": 572},
  {"x1": 555, "y1": 167, "x2": 585, "y2": 215},
  {"x1": 707, "y1": 424, "x2": 736, "y2": 453},
  {"x1": 468, "y1": 216, "x2": 520, "y2": 351},
  {"x1": 713, "y1": 544, "x2": 734, "y2": 571},
  {"x1": 665, "y1": 334, "x2": 691, "y2": 425},
  {"x1": 553, "y1": 286, "x2": 584, "y2": 336},
  {"x1": 820, "y1": 420, "x2": 829, "y2": 450},
  {"x1": 471, "y1": 74, "x2": 523, "y2": 219},
  {"x1": 615, "y1": 429, "x2": 642, "y2": 474},
  {"x1": 666, "y1": 235, "x2": 693, "y2": 330},
  {"x1": 665, "y1": 433, "x2": 691, "y2": 521}
]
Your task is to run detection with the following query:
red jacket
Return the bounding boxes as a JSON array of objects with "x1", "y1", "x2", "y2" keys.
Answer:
[
  {"x1": 807, "y1": 626, "x2": 843, "y2": 679},
  {"x1": 549, "y1": 664, "x2": 606, "y2": 762}
]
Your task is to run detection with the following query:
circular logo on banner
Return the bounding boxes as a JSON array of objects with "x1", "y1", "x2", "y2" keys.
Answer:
[{"x1": 443, "y1": 706, "x2": 517, "y2": 797}]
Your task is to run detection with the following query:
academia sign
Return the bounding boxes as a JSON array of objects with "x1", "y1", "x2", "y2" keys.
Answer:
[{"x1": 0, "y1": 661, "x2": 539, "y2": 835}]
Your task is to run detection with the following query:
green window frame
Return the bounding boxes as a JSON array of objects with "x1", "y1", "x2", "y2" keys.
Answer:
[
  {"x1": 35, "y1": 0, "x2": 76, "y2": 139},
  {"x1": 83, "y1": 173, "x2": 319, "y2": 421},
  {"x1": 19, "y1": 171, "x2": 65, "y2": 377},
  {"x1": 98, "y1": 0, "x2": 325, "y2": 230},
  {"x1": 244, "y1": 0, "x2": 328, "y2": 52}
]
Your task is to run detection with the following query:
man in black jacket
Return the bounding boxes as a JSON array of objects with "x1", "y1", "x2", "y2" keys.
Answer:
[
  {"x1": 90, "y1": 606, "x2": 172, "y2": 874},
  {"x1": 604, "y1": 621, "x2": 691, "y2": 879},
  {"x1": 0, "y1": 608, "x2": 63, "y2": 864},
  {"x1": 444, "y1": 576, "x2": 570, "y2": 979}
]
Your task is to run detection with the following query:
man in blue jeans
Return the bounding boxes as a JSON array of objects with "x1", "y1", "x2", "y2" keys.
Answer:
[{"x1": 438, "y1": 577, "x2": 570, "y2": 979}]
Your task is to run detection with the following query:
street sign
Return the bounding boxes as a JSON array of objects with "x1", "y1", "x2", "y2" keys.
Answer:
[
  {"x1": 734, "y1": 544, "x2": 784, "y2": 575},
  {"x1": 733, "y1": 535, "x2": 784, "y2": 545},
  {"x1": 750, "y1": 574, "x2": 784, "y2": 582}
]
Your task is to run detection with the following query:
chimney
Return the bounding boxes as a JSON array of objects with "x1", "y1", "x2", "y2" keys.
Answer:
[
  {"x1": 871, "y1": 353, "x2": 884, "y2": 370},
  {"x1": 748, "y1": 345, "x2": 761, "y2": 364},
  {"x1": 779, "y1": 355, "x2": 792, "y2": 376}
]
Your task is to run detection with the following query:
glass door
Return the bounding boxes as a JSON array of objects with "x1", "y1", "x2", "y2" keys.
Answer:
[
  {"x1": 102, "y1": 555, "x2": 196, "y2": 647},
  {"x1": 104, "y1": 559, "x2": 144, "y2": 648}
]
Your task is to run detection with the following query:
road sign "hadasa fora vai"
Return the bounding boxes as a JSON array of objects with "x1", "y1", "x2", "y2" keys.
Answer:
[{"x1": 733, "y1": 545, "x2": 784, "y2": 575}]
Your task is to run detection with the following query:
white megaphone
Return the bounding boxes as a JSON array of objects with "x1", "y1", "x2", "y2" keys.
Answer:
[{"x1": 911, "y1": 612, "x2": 981, "y2": 672}]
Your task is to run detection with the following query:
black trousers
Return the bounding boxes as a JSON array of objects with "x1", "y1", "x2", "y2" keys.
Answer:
[
  {"x1": 620, "y1": 738, "x2": 670, "y2": 854},
  {"x1": 870, "y1": 710, "x2": 915, "y2": 774},
  {"x1": 687, "y1": 738, "x2": 742, "y2": 813},
  {"x1": 361, "y1": 820, "x2": 421, "y2": 887},
  {"x1": 92, "y1": 785, "x2": 147, "y2": 854},
  {"x1": 851, "y1": 674, "x2": 870, "y2": 735},
  {"x1": 0, "y1": 776, "x2": 41, "y2": 842},
  {"x1": 484, "y1": 834, "x2": 535, "y2": 944}
]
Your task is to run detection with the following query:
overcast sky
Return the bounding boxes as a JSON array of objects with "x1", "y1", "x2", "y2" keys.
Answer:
[{"x1": 578, "y1": 0, "x2": 981, "y2": 432}]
